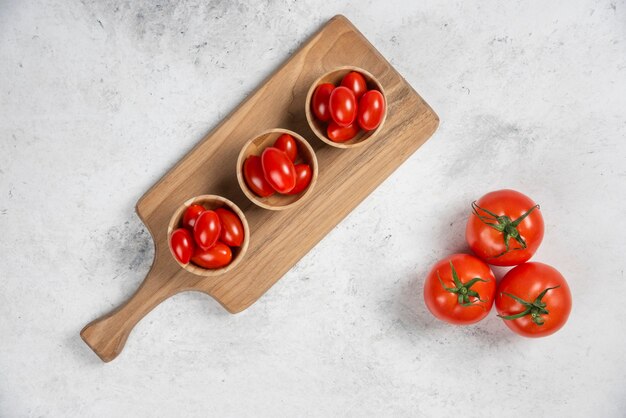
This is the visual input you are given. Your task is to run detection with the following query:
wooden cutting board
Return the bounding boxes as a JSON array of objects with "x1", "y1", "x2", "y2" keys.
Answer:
[{"x1": 81, "y1": 15, "x2": 439, "y2": 362}]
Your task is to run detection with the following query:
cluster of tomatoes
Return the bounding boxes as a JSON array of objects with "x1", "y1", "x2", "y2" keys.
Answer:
[
  {"x1": 311, "y1": 71, "x2": 386, "y2": 143},
  {"x1": 243, "y1": 133, "x2": 312, "y2": 197},
  {"x1": 169, "y1": 204, "x2": 244, "y2": 269},
  {"x1": 423, "y1": 189, "x2": 572, "y2": 338}
]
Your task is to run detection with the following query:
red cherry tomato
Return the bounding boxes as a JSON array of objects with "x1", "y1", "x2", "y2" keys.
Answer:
[
  {"x1": 274, "y1": 134, "x2": 298, "y2": 162},
  {"x1": 423, "y1": 253, "x2": 496, "y2": 325},
  {"x1": 193, "y1": 210, "x2": 221, "y2": 250},
  {"x1": 169, "y1": 228, "x2": 194, "y2": 265},
  {"x1": 329, "y1": 86, "x2": 357, "y2": 127},
  {"x1": 327, "y1": 121, "x2": 359, "y2": 143},
  {"x1": 495, "y1": 262, "x2": 572, "y2": 338},
  {"x1": 214, "y1": 208, "x2": 244, "y2": 247},
  {"x1": 261, "y1": 147, "x2": 296, "y2": 194},
  {"x1": 311, "y1": 83, "x2": 334, "y2": 122},
  {"x1": 357, "y1": 90, "x2": 385, "y2": 131},
  {"x1": 340, "y1": 71, "x2": 367, "y2": 100},
  {"x1": 191, "y1": 242, "x2": 232, "y2": 269},
  {"x1": 288, "y1": 164, "x2": 312, "y2": 195},
  {"x1": 243, "y1": 155, "x2": 275, "y2": 198},
  {"x1": 466, "y1": 189, "x2": 544, "y2": 266},
  {"x1": 182, "y1": 204, "x2": 205, "y2": 230}
]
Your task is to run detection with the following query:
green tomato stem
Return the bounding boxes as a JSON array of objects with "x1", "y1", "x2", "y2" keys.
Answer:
[
  {"x1": 471, "y1": 201, "x2": 540, "y2": 258},
  {"x1": 437, "y1": 261, "x2": 489, "y2": 308},
  {"x1": 497, "y1": 286, "x2": 560, "y2": 326}
]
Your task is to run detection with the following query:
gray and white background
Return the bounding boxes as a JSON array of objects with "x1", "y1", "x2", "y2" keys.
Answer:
[{"x1": 1, "y1": 0, "x2": 625, "y2": 416}]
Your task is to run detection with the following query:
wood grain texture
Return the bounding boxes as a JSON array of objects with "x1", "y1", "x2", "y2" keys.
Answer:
[{"x1": 80, "y1": 15, "x2": 439, "y2": 362}]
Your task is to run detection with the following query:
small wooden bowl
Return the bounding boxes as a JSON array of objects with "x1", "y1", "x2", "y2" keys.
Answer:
[
  {"x1": 305, "y1": 66, "x2": 387, "y2": 149},
  {"x1": 237, "y1": 128, "x2": 318, "y2": 211},
  {"x1": 167, "y1": 195, "x2": 250, "y2": 276}
]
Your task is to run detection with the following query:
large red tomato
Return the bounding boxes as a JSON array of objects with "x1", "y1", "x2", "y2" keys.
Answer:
[
  {"x1": 329, "y1": 86, "x2": 357, "y2": 127},
  {"x1": 261, "y1": 147, "x2": 296, "y2": 194},
  {"x1": 214, "y1": 208, "x2": 244, "y2": 247},
  {"x1": 193, "y1": 210, "x2": 221, "y2": 250},
  {"x1": 243, "y1": 155, "x2": 275, "y2": 197},
  {"x1": 357, "y1": 90, "x2": 385, "y2": 131},
  {"x1": 191, "y1": 242, "x2": 232, "y2": 269},
  {"x1": 495, "y1": 262, "x2": 572, "y2": 337},
  {"x1": 311, "y1": 83, "x2": 334, "y2": 122},
  {"x1": 423, "y1": 253, "x2": 496, "y2": 325},
  {"x1": 466, "y1": 189, "x2": 544, "y2": 266},
  {"x1": 169, "y1": 228, "x2": 194, "y2": 265}
]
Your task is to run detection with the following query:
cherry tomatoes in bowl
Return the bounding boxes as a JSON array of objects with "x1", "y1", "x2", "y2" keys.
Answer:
[
  {"x1": 238, "y1": 129, "x2": 318, "y2": 210},
  {"x1": 274, "y1": 133, "x2": 298, "y2": 162},
  {"x1": 261, "y1": 146, "x2": 296, "y2": 194},
  {"x1": 466, "y1": 189, "x2": 544, "y2": 266},
  {"x1": 327, "y1": 121, "x2": 359, "y2": 143},
  {"x1": 182, "y1": 204, "x2": 205, "y2": 230},
  {"x1": 215, "y1": 208, "x2": 244, "y2": 247},
  {"x1": 306, "y1": 67, "x2": 387, "y2": 149},
  {"x1": 423, "y1": 253, "x2": 496, "y2": 325},
  {"x1": 191, "y1": 242, "x2": 232, "y2": 269},
  {"x1": 169, "y1": 228, "x2": 194, "y2": 265},
  {"x1": 193, "y1": 210, "x2": 221, "y2": 250},
  {"x1": 329, "y1": 86, "x2": 357, "y2": 127},
  {"x1": 495, "y1": 262, "x2": 572, "y2": 338},
  {"x1": 340, "y1": 71, "x2": 367, "y2": 100},
  {"x1": 168, "y1": 195, "x2": 250, "y2": 275},
  {"x1": 243, "y1": 155, "x2": 275, "y2": 198},
  {"x1": 311, "y1": 83, "x2": 334, "y2": 122},
  {"x1": 288, "y1": 164, "x2": 312, "y2": 195},
  {"x1": 357, "y1": 90, "x2": 385, "y2": 131}
]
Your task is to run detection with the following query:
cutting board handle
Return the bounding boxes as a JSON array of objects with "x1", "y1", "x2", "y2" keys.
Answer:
[{"x1": 80, "y1": 254, "x2": 177, "y2": 362}]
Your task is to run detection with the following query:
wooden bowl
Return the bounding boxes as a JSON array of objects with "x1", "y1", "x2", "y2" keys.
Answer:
[
  {"x1": 236, "y1": 128, "x2": 318, "y2": 211},
  {"x1": 305, "y1": 66, "x2": 387, "y2": 149},
  {"x1": 167, "y1": 195, "x2": 250, "y2": 276}
]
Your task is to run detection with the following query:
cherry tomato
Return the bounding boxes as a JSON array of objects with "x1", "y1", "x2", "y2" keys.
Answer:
[
  {"x1": 169, "y1": 228, "x2": 194, "y2": 265},
  {"x1": 214, "y1": 208, "x2": 244, "y2": 247},
  {"x1": 274, "y1": 134, "x2": 298, "y2": 162},
  {"x1": 193, "y1": 210, "x2": 221, "y2": 250},
  {"x1": 327, "y1": 121, "x2": 359, "y2": 143},
  {"x1": 466, "y1": 189, "x2": 544, "y2": 266},
  {"x1": 496, "y1": 262, "x2": 572, "y2": 338},
  {"x1": 340, "y1": 71, "x2": 367, "y2": 100},
  {"x1": 191, "y1": 242, "x2": 232, "y2": 269},
  {"x1": 243, "y1": 155, "x2": 275, "y2": 198},
  {"x1": 182, "y1": 204, "x2": 205, "y2": 230},
  {"x1": 329, "y1": 86, "x2": 357, "y2": 127},
  {"x1": 311, "y1": 83, "x2": 334, "y2": 122},
  {"x1": 423, "y1": 253, "x2": 496, "y2": 325},
  {"x1": 357, "y1": 90, "x2": 385, "y2": 131},
  {"x1": 288, "y1": 164, "x2": 312, "y2": 195},
  {"x1": 261, "y1": 147, "x2": 296, "y2": 194}
]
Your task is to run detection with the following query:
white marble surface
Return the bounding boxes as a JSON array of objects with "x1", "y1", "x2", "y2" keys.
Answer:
[{"x1": 1, "y1": 0, "x2": 625, "y2": 416}]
